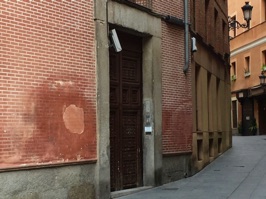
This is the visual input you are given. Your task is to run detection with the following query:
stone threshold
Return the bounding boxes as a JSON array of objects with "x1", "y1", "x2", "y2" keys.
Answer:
[{"x1": 111, "y1": 186, "x2": 153, "y2": 198}]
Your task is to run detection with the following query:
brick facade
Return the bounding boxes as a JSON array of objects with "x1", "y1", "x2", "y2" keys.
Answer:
[
  {"x1": 153, "y1": 0, "x2": 193, "y2": 154},
  {"x1": 191, "y1": 0, "x2": 229, "y2": 55},
  {"x1": 0, "y1": 1, "x2": 96, "y2": 168},
  {"x1": 0, "y1": 0, "x2": 232, "y2": 197}
]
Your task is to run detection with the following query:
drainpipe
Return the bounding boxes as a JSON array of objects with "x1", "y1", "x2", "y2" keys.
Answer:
[{"x1": 183, "y1": 0, "x2": 189, "y2": 73}]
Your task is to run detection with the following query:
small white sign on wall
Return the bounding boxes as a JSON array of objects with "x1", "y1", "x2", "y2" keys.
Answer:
[{"x1": 145, "y1": 126, "x2": 152, "y2": 132}]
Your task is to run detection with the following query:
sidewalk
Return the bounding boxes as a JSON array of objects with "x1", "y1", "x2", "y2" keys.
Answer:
[{"x1": 118, "y1": 136, "x2": 266, "y2": 199}]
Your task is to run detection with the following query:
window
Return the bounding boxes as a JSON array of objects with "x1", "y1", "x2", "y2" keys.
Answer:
[
  {"x1": 191, "y1": 0, "x2": 196, "y2": 30},
  {"x1": 231, "y1": 62, "x2": 236, "y2": 75},
  {"x1": 207, "y1": 72, "x2": 211, "y2": 130},
  {"x1": 262, "y1": 50, "x2": 266, "y2": 71},
  {"x1": 232, "y1": 100, "x2": 238, "y2": 128},
  {"x1": 222, "y1": 20, "x2": 227, "y2": 51},
  {"x1": 222, "y1": 20, "x2": 226, "y2": 34},
  {"x1": 195, "y1": 64, "x2": 201, "y2": 131},
  {"x1": 197, "y1": 140, "x2": 203, "y2": 161},
  {"x1": 263, "y1": 50, "x2": 266, "y2": 63},
  {"x1": 218, "y1": 137, "x2": 222, "y2": 154},
  {"x1": 205, "y1": 0, "x2": 210, "y2": 38},
  {"x1": 214, "y1": 8, "x2": 218, "y2": 24},
  {"x1": 214, "y1": 8, "x2": 218, "y2": 42},
  {"x1": 209, "y1": 138, "x2": 214, "y2": 157},
  {"x1": 216, "y1": 78, "x2": 221, "y2": 131},
  {"x1": 244, "y1": 56, "x2": 250, "y2": 76}
]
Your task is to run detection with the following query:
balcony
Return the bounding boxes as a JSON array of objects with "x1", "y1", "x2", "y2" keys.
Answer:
[{"x1": 124, "y1": 0, "x2": 152, "y2": 9}]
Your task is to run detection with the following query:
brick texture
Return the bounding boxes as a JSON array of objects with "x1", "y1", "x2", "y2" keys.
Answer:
[
  {"x1": 191, "y1": 0, "x2": 229, "y2": 55},
  {"x1": 153, "y1": 1, "x2": 193, "y2": 154},
  {"x1": 0, "y1": 1, "x2": 96, "y2": 168}
]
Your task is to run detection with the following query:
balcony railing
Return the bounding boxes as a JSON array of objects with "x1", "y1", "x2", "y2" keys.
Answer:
[{"x1": 126, "y1": 0, "x2": 152, "y2": 9}]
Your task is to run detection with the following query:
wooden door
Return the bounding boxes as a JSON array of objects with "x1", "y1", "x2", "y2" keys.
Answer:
[{"x1": 110, "y1": 32, "x2": 143, "y2": 191}]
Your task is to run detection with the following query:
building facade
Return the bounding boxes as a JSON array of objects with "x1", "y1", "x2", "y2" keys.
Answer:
[
  {"x1": 0, "y1": 1, "x2": 97, "y2": 198},
  {"x1": 102, "y1": 0, "x2": 192, "y2": 194},
  {"x1": 0, "y1": 0, "x2": 231, "y2": 198},
  {"x1": 229, "y1": 0, "x2": 266, "y2": 136},
  {"x1": 190, "y1": 0, "x2": 232, "y2": 172}
]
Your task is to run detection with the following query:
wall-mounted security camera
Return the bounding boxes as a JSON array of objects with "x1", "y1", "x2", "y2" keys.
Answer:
[
  {"x1": 191, "y1": 37, "x2": 197, "y2": 52},
  {"x1": 110, "y1": 29, "x2": 122, "y2": 53}
]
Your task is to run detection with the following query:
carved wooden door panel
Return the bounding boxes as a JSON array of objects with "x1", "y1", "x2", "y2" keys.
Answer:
[{"x1": 110, "y1": 32, "x2": 143, "y2": 191}]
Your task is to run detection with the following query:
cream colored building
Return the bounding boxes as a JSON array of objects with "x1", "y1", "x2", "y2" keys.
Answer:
[
  {"x1": 229, "y1": 0, "x2": 266, "y2": 135},
  {"x1": 190, "y1": 0, "x2": 231, "y2": 172}
]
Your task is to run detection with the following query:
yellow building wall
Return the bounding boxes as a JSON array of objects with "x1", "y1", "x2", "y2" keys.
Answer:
[{"x1": 192, "y1": 42, "x2": 231, "y2": 172}]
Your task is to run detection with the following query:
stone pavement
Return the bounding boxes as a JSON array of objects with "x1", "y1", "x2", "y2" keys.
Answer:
[{"x1": 117, "y1": 136, "x2": 266, "y2": 199}]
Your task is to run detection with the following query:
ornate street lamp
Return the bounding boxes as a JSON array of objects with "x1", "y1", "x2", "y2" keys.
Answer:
[
  {"x1": 229, "y1": 2, "x2": 253, "y2": 30},
  {"x1": 259, "y1": 72, "x2": 266, "y2": 85}
]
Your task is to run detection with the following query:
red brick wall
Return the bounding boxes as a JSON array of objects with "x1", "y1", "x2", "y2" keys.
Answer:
[
  {"x1": 191, "y1": 0, "x2": 229, "y2": 55},
  {"x1": 0, "y1": 1, "x2": 96, "y2": 168},
  {"x1": 152, "y1": 0, "x2": 183, "y2": 18},
  {"x1": 153, "y1": 1, "x2": 193, "y2": 154}
]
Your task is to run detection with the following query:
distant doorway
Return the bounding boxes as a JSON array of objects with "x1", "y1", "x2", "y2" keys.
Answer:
[
  {"x1": 109, "y1": 31, "x2": 143, "y2": 191},
  {"x1": 241, "y1": 98, "x2": 254, "y2": 136},
  {"x1": 259, "y1": 98, "x2": 266, "y2": 135}
]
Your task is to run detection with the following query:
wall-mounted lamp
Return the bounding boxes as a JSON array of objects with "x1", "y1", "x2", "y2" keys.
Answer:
[
  {"x1": 228, "y1": 1, "x2": 253, "y2": 30},
  {"x1": 259, "y1": 71, "x2": 266, "y2": 85}
]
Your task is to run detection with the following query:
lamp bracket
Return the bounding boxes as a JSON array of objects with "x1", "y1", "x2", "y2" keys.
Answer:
[{"x1": 228, "y1": 17, "x2": 249, "y2": 30}]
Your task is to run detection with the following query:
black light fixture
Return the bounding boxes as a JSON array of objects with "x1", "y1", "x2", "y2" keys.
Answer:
[
  {"x1": 229, "y1": 1, "x2": 253, "y2": 30},
  {"x1": 259, "y1": 72, "x2": 266, "y2": 85}
]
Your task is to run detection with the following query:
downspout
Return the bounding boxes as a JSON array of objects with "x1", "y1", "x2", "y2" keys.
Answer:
[{"x1": 183, "y1": 0, "x2": 189, "y2": 73}]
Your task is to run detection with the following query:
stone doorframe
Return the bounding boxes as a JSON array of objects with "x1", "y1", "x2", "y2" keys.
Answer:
[{"x1": 95, "y1": 1, "x2": 162, "y2": 198}]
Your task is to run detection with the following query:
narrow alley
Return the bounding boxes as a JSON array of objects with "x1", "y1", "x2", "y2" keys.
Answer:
[{"x1": 116, "y1": 136, "x2": 266, "y2": 199}]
